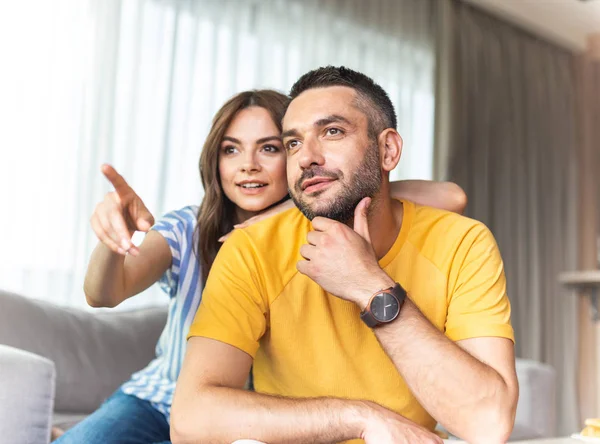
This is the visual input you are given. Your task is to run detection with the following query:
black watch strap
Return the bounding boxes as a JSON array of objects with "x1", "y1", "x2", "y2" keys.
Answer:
[{"x1": 360, "y1": 309, "x2": 380, "y2": 328}]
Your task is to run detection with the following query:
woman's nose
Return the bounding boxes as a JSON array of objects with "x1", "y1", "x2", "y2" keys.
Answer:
[{"x1": 240, "y1": 151, "x2": 261, "y2": 172}]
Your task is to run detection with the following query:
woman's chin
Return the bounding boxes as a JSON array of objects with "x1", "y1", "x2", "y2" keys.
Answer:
[
  {"x1": 237, "y1": 202, "x2": 272, "y2": 213},
  {"x1": 235, "y1": 195, "x2": 284, "y2": 213}
]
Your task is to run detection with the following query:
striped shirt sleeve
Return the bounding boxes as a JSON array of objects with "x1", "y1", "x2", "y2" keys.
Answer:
[{"x1": 150, "y1": 206, "x2": 196, "y2": 298}]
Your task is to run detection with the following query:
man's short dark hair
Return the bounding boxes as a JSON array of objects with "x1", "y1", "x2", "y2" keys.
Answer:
[{"x1": 289, "y1": 66, "x2": 397, "y2": 140}]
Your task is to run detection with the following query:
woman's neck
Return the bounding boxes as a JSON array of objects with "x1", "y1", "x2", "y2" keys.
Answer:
[{"x1": 234, "y1": 207, "x2": 258, "y2": 225}]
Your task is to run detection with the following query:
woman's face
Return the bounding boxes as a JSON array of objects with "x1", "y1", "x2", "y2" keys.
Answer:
[{"x1": 218, "y1": 106, "x2": 288, "y2": 223}]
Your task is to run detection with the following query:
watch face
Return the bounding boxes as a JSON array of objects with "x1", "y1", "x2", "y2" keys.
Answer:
[{"x1": 370, "y1": 292, "x2": 400, "y2": 322}]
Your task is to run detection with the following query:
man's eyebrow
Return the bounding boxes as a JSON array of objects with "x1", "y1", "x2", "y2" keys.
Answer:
[
  {"x1": 282, "y1": 115, "x2": 353, "y2": 139},
  {"x1": 314, "y1": 114, "x2": 353, "y2": 128},
  {"x1": 281, "y1": 129, "x2": 300, "y2": 139}
]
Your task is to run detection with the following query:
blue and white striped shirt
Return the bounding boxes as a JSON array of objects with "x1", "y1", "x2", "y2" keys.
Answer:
[{"x1": 121, "y1": 205, "x2": 202, "y2": 421}]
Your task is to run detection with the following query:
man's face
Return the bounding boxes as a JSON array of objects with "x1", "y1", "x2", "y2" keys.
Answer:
[{"x1": 282, "y1": 86, "x2": 382, "y2": 222}]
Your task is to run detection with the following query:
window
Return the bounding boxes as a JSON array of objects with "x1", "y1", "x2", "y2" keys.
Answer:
[{"x1": 0, "y1": 0, "x2": 437, "y2": 308}]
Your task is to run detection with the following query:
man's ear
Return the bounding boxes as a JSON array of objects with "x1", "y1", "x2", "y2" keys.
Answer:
[{"x1": 378, "y1": 129, "x2": 403, "y2": 173}]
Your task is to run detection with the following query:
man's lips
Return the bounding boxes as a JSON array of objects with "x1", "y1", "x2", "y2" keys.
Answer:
[{"x1": 301, "y1": 177, "x2": 336, "y2": 194}]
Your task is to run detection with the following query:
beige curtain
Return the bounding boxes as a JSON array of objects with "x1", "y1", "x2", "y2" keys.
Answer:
[
  {"x1": 445, "y1": 1, "x2": 579, "y2": 435},
  {"x1": 575, "y1": 36, "x2": 600, "y2": 421}
]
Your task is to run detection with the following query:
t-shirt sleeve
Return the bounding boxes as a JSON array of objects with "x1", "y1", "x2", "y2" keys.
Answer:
[
  {"x1": 187, "y1": 229, "x2": 268, "y2": 357},
  {"x1": 150, "y1": 207, "x2": 192, "y2": 298},
  {"x1": 445, "y1": 223, "x2": 514, "y2": 343}
]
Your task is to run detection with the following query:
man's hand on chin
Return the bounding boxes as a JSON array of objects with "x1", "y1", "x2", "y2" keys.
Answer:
[{"x1": 296, "y1": 197, "x2": 394, "y2": 307}]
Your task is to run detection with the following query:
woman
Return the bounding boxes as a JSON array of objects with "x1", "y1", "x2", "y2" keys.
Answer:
[{"x1": 54, "y1": 90, "x2": 466, "y2": 443}]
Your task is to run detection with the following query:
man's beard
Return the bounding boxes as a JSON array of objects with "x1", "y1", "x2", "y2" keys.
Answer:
[{"x1": 290, "y1": 143, "x2": 382, "y2": 223}]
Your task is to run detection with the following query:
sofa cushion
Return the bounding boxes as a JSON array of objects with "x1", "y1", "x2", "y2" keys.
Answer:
[
  {"x1": 0, "y1": 345, "x2": 55, "y2": 444},
  {"x1": 0, "y1": 289, "x2": 167, "y2": 413}
]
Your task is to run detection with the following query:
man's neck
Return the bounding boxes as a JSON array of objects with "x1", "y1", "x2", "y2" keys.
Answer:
[
  {"x1": 371, "y1": 195, "x2": 403, "y2": 260},
  {"x1": 347, "y1": 186, "x2": 403, "y2": 260}
]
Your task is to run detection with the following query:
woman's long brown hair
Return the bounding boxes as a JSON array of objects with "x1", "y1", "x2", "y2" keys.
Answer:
[{"x1": 196, "y1": 90, "x2": 290, "y2": 284}]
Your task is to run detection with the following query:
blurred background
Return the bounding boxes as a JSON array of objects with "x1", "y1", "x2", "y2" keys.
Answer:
[{"x1": 0, "y1": 0, "x2": 599, "y2": 440}]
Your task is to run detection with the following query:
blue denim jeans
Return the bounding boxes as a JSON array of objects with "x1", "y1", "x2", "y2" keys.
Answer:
[{"x1": 53, "y1": 389, "x2": 170, "y2": 444}]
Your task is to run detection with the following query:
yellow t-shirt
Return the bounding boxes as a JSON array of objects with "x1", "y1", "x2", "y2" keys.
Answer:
[{"x1": 189, "y1": 199, "x2": 513, "y2": 439}]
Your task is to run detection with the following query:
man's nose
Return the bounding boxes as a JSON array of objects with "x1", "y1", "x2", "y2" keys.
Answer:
[{"x1": 297, "y1": 137, "x2": 325, "y2": 170}]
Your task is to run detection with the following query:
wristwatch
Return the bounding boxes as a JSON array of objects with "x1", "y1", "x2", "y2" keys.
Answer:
[{"x1": 360, "y1": 283, "x2": 407, "y2": 328}]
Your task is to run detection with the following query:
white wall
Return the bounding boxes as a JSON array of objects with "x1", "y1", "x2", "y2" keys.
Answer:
[{"x1": 463, "y1": 0, "x2": 600, "y2": 52}]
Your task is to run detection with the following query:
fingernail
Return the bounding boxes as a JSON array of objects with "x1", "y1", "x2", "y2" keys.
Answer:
[
  {"x1": 233, "y1": 225, "x2": 241, "y2": 229},
  {"x1": 218, "y1": 237, "x2": 225, "y2": 242},
  {"x1": 121, "y1": 239, "x2": 130, "y2": 250}
]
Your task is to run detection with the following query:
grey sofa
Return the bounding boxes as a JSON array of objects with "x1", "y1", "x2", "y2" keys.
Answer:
[
  {"x1": 0, "y1": 289, "x2": 556, "y2": 443},
  {"x1": 0, "y1": 289, "x2": 167, "y2": 443}
]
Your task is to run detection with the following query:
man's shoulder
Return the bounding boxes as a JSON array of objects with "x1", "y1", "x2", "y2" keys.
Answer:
[
  {"x1": 413, "y1": 205, "x2": 486, "y2": 235},
  {"x1": 226, "y1": 206, "x2": 309, "y2": 259},
  {"x1": 214, "y1": 206, "x2": 309, "y2": 303},
  {"x1": 408, "y1": 204, "x2": 496, "y2": 263}
]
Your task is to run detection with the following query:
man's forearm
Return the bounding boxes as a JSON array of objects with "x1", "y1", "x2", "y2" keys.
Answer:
[
  {"x1": 374, "y1": 296, "x2": 514, "y2": 442},
  {"x1": 171, "y1": 386, "x2": 369, "y2": 444}
]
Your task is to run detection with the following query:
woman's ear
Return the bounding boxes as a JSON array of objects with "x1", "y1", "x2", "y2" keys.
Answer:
[{"x1": 378, "y1": 129, "x2": 403, "y2": 173}]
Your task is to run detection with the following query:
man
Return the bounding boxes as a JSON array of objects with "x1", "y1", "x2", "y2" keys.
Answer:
[{"x1": 171, "y1": 66, "x2": 518, "y2": 444}]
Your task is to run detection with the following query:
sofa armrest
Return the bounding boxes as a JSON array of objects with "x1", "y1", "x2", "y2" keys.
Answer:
[
  {"x1": 511, "y1": 358, "x2": 556, "y2": 440},
  {"x1": 0, "y1": 345, "x2": 55, "y2": 444},
  {"x1": 0, "y1": 289, "x2": 167, "y2": 413}
]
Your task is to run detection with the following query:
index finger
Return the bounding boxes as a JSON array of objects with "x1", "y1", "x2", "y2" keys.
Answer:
[
  {"x1": 310, "y1": 216, "x2": 337, "y2": 232},
  {"x1": 101, "y1": 164, "x2": 132, "y2": 197}
]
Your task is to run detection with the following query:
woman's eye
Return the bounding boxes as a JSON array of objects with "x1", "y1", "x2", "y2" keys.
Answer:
[
  {"x1": 222, "y1": 146, "x2": 238, "y2": 155},
  {"x1": 262, "y1": 144, "x2": 280, "y2": 153}
]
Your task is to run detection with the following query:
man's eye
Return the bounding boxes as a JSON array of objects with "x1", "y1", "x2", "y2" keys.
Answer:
[
  {"x1": 286, "y1": 140, "x2": 300, "y2": 150},
  {"x1": 326, "y1": 128, "x2": 342, "y2": 136}
]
